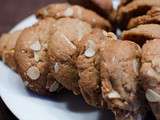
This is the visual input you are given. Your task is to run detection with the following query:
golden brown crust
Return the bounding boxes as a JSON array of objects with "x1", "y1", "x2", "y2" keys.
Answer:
[
  {"x1": 101, "y1": 40, "x2": 143, "y2": 119},
  {"x1": 76, "y1": 29, "x2": 111, "y2": 107},
  {"x1": 0, "y1": 31, "x2": 21, "y2": 70},
  {"x1": 48, "y1": 18, "x2": 92, "y2": 95},
  {"x1": 15, "y1": 18, "x2": 60, "y2": 95}
]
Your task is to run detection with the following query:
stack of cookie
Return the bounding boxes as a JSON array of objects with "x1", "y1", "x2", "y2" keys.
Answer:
[
  {"x1": 117, "y1": 0, "x2": 160, "y2": 120},
  {"x1": 1, "y1": 1, "x2": 160, "y2": 120},
  {"x1": 117, "y1": 0, "x2": 160, "y2": 46}
]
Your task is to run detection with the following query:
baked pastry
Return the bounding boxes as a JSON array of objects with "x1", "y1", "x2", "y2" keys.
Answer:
[
  {"x1": 127, "y1": 7, "x2": 160, "y2": 29},
  {"x1": 121, "y1": 24, "x2": 160, "y2": 46},
  {"x1": 47, "y1": 17, "x2": 92, "y2": 95},
  {"x1": 0, "y1": 31, "x2": 21, "y2": 70},
  {"x1": 140, "y1": 39, "x2": 160, "y2": 120},
  {"x1": 76, "y1": 29, "x2": 116, "y2": 107},
  {"x1": 117, "y1": 0, "x2": 160, "y2": 29},
  {"x1": 100, "y1": 40, "x2": 145, "y2": 119},
  {"x1": 15, "y1": 18, "x2": 60, "y2": 95},
  {"x1": 36, "y1": 3, "x2": 112, "y2": 31}
]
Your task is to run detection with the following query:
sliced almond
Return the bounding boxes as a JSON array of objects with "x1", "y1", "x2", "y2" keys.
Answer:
[
  {"x1": 64, "y1": 7, "x2": 73, "y2": 17},
  {"x1": 84, "y1": 48, "x2": 95, "y2": 58},
  {"x1": 26, "y1": 66, "x2": 40, "y2": 80},
  {"x1": 49, "y1": 81, "x2": 59, "y2": 92},
  {"x1": 146, "y1": 89, "x2": 160, "y2": 102},
  {"x1": 54, "y1": 62, "x2": 59, "y2": 73},
  {"x1": 133, "y1": 59, "x2": 140, "y2": 75},
  {"x1": 61, "y1": 33, "x2": 76, "y2": 50},
  {"x1": 34, "y1": 51, "x2": 41, "y2": 62},
  {"x1": 84, "y1": 40, "x2": 96, "y2": 57},
  {"x1": 30, "y1": 41, "x2": 41, "y2": 51},
  {"x1": 107, "y1": 90, "x2": 121, "y2": 99}
]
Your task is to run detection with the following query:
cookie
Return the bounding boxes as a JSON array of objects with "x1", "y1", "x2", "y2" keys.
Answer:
[
  {"x1": 48, "y1": 18, "x2": 92, "y2": 95},
  {"x1": 117, "y1": 0, "x2": 160, "y2": 29},
  {"x1": 100, "y1": 40, "x2": 144, "y2": 119},
  {"x1": 36, "y1": 3, "x2": 112, "y2": 31},
  {"x1": 15, "y1": 18, "x2": 60, "y2": 95},
  {"x1": 121, "y1": 24, "x2": 160, "y2": 46},
  {"x1": 68, "y1": 0, "x2": 113, "y2": 19},
  {"x1": 0, "y1": 31, "x2": 21, "y2": 70},
  {"x1": 140, "y1": 39, "x2": 160, "y2": 120},
  {"x1": 76, "y1": 29, "x2": 117, "y2": 107},
  {"x1": 127, "y1": 7, "x2": 160, "y2": 29}
]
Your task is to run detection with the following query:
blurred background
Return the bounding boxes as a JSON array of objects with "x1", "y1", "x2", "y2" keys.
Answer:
[{"x1": 0, "y1": 0, "x2": 68, "y2": 34}]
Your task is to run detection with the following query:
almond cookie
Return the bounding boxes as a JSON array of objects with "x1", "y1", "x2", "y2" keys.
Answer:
[
  {"x1": 140, "y1": 39, "x2": 160, "y2": 120},
  {"x1": 36, "y1": 3, "x2": 112, "y2": 31},
  {"x1": 117, "y1": 0, "x2": 160, "y2": 29},
  {"x1": 127, "y1": 7, "x2": 160, "y2": 29},
  {"x1": 121, "y1": 24, "x2": 160, "y2": 46},
  {"x1": 100, "y1": 40, "x2": 145, "y2": 120},
  {"x1": 15, "y1": 18, "x2": 60, "y2": 95},
  {"x1": 68, "y1": 0, "x2": 113, "y2": 17},
  {"x1": 76, "y1": 29, "x2": 117, "y2": 107},
  {"x1": 0, "y1": 31, "x2": 21, "y2": 70},
  {"x1": 48, "y1": 18, "x2": 92, "y2": 95}
]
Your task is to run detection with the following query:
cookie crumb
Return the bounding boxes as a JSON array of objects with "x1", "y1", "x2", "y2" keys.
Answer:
[{"x1": 26, "y1": 66, "x2": 40, "y2": 80}]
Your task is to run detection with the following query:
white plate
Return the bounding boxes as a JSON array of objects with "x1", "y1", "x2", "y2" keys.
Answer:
[
  {"x1": 0, "y1": 13, "x2": 118, "y2": 120},
  {"x1": 0, "y1": 1, "x2": 120, "y2": 119}
]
